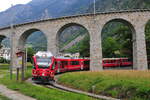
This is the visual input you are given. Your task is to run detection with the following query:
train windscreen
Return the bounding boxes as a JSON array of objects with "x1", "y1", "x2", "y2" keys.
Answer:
[{"x1": 36, "y1": 57, "x2": 52, "y2": 68}]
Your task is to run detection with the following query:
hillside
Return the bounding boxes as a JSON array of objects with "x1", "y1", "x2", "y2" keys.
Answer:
[
  {"x1": 1, "y1": 0, "x2": 150, "y2": 29},
  {"x1": 1, "y1": 0, "x2": 150, "y2": 53},
  {"x1": 87, "y1": 0, "x2": 150, "y2": 13},
  {"x1": 0, "y1": 0, "x2": 91, "y2": 28}
]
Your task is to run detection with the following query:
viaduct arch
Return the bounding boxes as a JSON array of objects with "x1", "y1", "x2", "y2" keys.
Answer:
[
  {"x1": 18, "y1": 28, "x2": 48, "y2": 50},
  {"x1": 101, "y1": 18, "x2": 135, "y2": 68},
  {"x1": 0, "y1": 10, "x2": 149, "y2": 70},
  {"x1": 56, "y1": 23, "x2": 90, "y2": 55}
]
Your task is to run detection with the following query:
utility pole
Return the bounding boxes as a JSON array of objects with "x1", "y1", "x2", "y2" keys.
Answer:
[
  {"x1": 10, "y1": 23, "x2": 15, "y2": 80},
  {"x1": 93, "y1": 0, "x2": 96, "y2": 23},
  {"x1": 10, "y1": 4, "x2": 15, "y2": 80},
  {"x1": 21, "y1": 51, "x2": 25, "y2": 81},
  {"x1": 24, "y1": 45, "x2": 27, "y2": 71},
  {"x1": 16, "y1": 68, "x2": 19, "y2": 81},
  {"x1": 9, "y1": 4, "x2": 15, "y2": 80},
  {"x1": 25, "y1": 46, "x2": 27, "y2": 70},
  {"x1": 93, "y1": 0, "x2": 96, "y2": 15}
]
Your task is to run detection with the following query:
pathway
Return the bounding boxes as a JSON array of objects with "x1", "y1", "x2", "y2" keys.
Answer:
[
  {"x1": 0, "y1": 71, "x2": 36, "y2": 100},
  {"x1": 0, "y1": 85, "x2": 36, "y2": 100}
]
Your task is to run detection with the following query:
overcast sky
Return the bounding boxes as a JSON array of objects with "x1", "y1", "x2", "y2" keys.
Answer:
[{"x1": 0, "y1": 0, "x2": 32, "y2": 12}]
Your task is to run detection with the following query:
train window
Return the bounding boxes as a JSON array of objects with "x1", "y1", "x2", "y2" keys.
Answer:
[
  {"x1": 37, "y1": 57, "x2": 52, "y2": 65},
  {"x1": 52, "y1": 64, "x2": 55, "y2": 70},
  {"x1": 84, "y1": 61, "x2": 90, "y2": 65},
  {"x1": 55, "y1": 61, "x2": 57, "y2": 65},
  {"x1": 122, "y1": 59, "x2": 127, "y2": 62},
  {"x1": 62, "y1": 61, "x2": 68, "y2": 65},
  {"x1": 36, "y1": 57, "x2": 52, "y2": 68},
  {"x1": 33, "y1": 61, "x2": 36, "y2": 67},
  {"x1": 61, "y1": 61, "x2": 68, "y2": 68},
  {"x1": 109, "y1": 60, "x2": 111, "y2": 63},
  {"x1": 71, "y1": 61, "x2": 79, "y2": 65},
  {"x1": 32, "y1": 66, "x2": 36, "y2": 69}
]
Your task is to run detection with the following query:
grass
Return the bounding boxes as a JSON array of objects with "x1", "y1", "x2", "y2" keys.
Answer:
[
  {"x1": 58, "y1": 70, "x2": 150, "y2": 100},
  {"x1": 0, "y1": 64, "x2": 9, "y2": 77},
  {"x1": 0, "y1": 64, "x2": 10, "y2": 71},
  {"x1": 0, "y1": 64, "x2": 11, "y2": 100},
  {"x1": 0, "y1": 63, "x2": 99, "y2": 100},
  {"x1": 0, "y1": 94, "x2": 11, "y2": 100}
]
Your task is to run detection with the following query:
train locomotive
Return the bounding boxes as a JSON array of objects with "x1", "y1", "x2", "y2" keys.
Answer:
[{"x1": 32, "y1": 51, "x2": 55, "y2": 82}]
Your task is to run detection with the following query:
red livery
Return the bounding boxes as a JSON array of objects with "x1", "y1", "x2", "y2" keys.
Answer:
[
  {"x1": 103, "y1": 58, "x2": 132, "y2": 68},
  {"x1": 54, "y1": 58, "x2": 89, "y2": 73},
  {"x1": 32, "y1": 51, "x2": 90, "y2": 82},
  {"x1": 32, "y1": 51, "x2": 132, "y2": 83},
  {"x1": 32, "y1": 51, "x2": 55, "y2": 82}
]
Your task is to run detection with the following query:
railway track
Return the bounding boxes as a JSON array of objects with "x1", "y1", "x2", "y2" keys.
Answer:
[{"x1": 27, "y1": 78, "x2": 120, "y2": 100}]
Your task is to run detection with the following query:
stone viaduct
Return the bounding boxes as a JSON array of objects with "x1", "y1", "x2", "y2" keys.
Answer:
[{"x1": 0, "y1": 10, "x2": 149, "y2": 70}]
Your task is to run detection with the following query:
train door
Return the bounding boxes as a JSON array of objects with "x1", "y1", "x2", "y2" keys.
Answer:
[
  {"x1": 83, "y1": 60, "x2": 90, "y2": 70},
  {"x1": 50, "y1": 61, "x2": 57, "y2": 75},
  {"x1": 80, "y1": 61, "x2": 84, "y2": 70},
  {"x1": 61, "y1": 61, "x2": 68, "y2": 72},
  {"x1": 57, "y1": 61, "x2": 61, "y2": 73},
  {"x1": 57, "y1": 60, "x2": 67, "y2": 73},
  {"x1": 116, "y1": 59, "x2": 120, "y2": 67}
]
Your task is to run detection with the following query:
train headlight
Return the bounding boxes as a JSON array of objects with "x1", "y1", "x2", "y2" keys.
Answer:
[{"x1": 42, "y1": 73, "x2": 44, "y2": 76}]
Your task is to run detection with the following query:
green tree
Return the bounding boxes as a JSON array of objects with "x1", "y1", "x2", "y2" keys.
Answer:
[
  {"x1": 114, "y1": 26, "x2": 132, "y2": 58},
  {"x1": 65, "y1": 35, "x2": 90, "y2": 57},
  {"x1": 145, "y1": 21, "x2": 150, "y2": 59},
  {"x1": 27, "y1": 47, "x2": 35, "y2": 63},
  {"x1": 102, "y1": 37, "x2": 121, "y2": 58},
  {"x1": 102, "y1": 23, "x2": 132, "y2": 59}
]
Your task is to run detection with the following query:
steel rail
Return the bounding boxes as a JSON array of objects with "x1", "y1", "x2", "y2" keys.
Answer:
[{"x1": 27, "y1": 78, "x2": 120, "y2": 100}]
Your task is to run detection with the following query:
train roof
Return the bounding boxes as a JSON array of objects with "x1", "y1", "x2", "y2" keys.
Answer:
[
  {"x1": 103, "y1": 58, "x2": 129, "y2": 60},
  {"x1": 35, "y1": 51, "x2": 53, "y2": 57},
  {"x1": 55, "y1": 57, "x2": 90, "y2": 61}
]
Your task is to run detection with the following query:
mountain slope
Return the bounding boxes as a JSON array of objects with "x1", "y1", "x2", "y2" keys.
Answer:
[
  {"x1": 1, "y1": 0, "x2": 150, "y2": 52},
  {"x1": 87, "y1": 0, "x2": 150, "y2": 13},
  {"x1": 0, "y1": 0, "x2": 91, "y2": 28},
  {"x1": 1, "y1": 0, "x2": 150, "y2": 28}
]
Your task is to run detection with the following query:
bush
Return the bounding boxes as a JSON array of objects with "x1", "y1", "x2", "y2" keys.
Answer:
[{"x1": 0, "y1": 57, "x2": 10, "y2": 64}]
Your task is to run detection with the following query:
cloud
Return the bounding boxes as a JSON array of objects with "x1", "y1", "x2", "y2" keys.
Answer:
[{"x1": 0, "y1": 0, "x2": 32, "y2": 12}]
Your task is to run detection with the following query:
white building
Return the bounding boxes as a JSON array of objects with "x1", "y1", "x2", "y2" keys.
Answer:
[{"x1": 0, "y1": 47, "x2": 11, "y2": 60}]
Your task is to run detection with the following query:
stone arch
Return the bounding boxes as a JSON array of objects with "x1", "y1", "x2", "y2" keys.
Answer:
[
  {"x1": 101, "y1": 18, "x2": 136, "y2": 68},
  {"x1": 102, "y1": 18, "x2": 136, "y2": 35},
  {"x1": 0, "y1": 35, "x2": 10, "y2": 47},
  {"x1": 18, "y1": 28, "x2": 48, "y2": 50},
  {"x1": 0, "y1": 35, "x2": 7, "y2": 43},
  {"x1": 145, "y1": 19, "x2": 150, "y2": 69},
  {"x1": 56, "y1": 22, "x2": 90, "y2": 56}
]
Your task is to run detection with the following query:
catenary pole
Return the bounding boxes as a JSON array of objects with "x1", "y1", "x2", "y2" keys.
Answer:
[
  {"x1": 10, "y1": 4, "x2": 14, "y2": 80},
  {"x1": 94, "y1": 0, "x2": 96, "y2": 15},
  {"x1": 10, "y1": 24, "x2": 14, "y2": 80}
]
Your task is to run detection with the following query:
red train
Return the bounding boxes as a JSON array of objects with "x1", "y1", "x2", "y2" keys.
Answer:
[
  {"x1": 32, "y1": 51, "x2": 90, "y2": 82},
  {"x1": 32, "y1": 51, "x2": 132, "y2": 82},
  {"x1": 103, "y1": 58, "x2": 132, "y2": 68}
]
